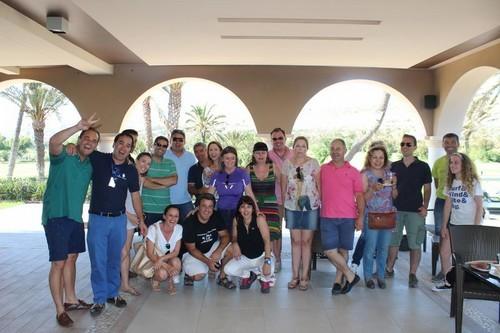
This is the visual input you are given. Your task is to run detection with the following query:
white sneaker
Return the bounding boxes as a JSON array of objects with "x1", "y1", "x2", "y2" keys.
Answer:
[
  {"x1": 432, "y1": 282, "x2": 451, "y2": 292},
  {"x1": 350, "y1": 263, "x2": 359, "y2": 274}
]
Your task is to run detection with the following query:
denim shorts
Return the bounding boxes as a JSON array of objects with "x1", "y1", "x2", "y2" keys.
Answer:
[
  {"x1": 44, "y1": 217, "x2": 85, "y2": 262},
  {"x1": 320, "y1": 218, "x2": 355, "y2": 251},
  {"x1": 285, "y1": 208, "x2": 318, "y2": 230}
]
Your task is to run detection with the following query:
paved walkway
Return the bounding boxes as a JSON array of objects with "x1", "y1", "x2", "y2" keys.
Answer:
[{"x1": 0, "y1": 204, "x2": 498, "y2": 333}]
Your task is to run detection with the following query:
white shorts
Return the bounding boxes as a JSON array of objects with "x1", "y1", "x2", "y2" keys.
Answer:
[{"x1": 182, "y1": 241, "x2": 228, "y2": 276}]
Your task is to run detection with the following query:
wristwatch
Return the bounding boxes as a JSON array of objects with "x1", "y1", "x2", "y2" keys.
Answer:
[{"x1": 264, "y1": 257, "x2": 272, "y2": 265}]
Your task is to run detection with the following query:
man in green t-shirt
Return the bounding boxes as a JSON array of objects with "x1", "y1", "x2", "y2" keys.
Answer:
[
  {"x1": 431, "y1": 133, "x2": 459, "y2": 281},
  {"x1": 142, "y1": 136, "x2": 177, "y2": 226},
  {"x1": 42, "y1": 114, "x2": 99, "y2": 327}
]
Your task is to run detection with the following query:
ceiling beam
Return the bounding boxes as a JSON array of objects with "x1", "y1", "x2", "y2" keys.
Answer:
[{"x1": 0, "y1": 2, "x2": 113, "y2": 74}]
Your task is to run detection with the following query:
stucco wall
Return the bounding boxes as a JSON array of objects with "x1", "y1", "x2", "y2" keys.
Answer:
[{"x1": 0, "y1": 65, "x2": 434, "y2": 135}]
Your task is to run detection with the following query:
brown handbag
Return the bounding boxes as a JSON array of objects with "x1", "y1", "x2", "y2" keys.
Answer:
[{"x1": 368, "y1": 211, "x2": 396, "y2": 229}]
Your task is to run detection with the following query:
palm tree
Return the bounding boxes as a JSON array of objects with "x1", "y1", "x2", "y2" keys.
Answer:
[
  {"x1": 24, "y1": 83, "x2": 67, "y2": 180},
  {"x1": 142, "y1": 96, "x2": 153, "y2": 151},
  {"x1": 345, "y1": 92, "x2": 391, "y2": 161},
  {"x1": 185, "y1": 104, "x2": 226, "y2": 143},
  {"x1": 462, "y1": 76, "x2": 500, "y2": 152},
  {"x1": 0, "y1": 84, "x2": 28, "y2": 179},
  {"x1": 221, "y1": 130, "x2": 258, "y2": 166},
  {"x1": 161, "y1": 82, "x2": 183, "y2": 133}
]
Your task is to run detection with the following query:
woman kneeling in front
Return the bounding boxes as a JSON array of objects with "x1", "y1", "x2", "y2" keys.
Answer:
[
  {"x1": 224, "y1": 196, "x2": 275, "y2": 293},
  {"x1": 146, "y1": 205, "x2": 183, "y2": 295}
]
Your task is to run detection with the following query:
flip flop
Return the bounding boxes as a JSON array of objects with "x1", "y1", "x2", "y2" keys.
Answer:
[
  {"x1": 151, "y1": 279, "x2": 161, "y2": 292},
  {"x1": 121, "y1": 287, "x2": 141, "y2": 296},
  {"x1": 64, "y1": 299, "x2": 92, "y2": 311}
]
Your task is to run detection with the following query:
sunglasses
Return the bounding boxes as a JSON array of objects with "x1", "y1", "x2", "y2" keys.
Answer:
[
  {"x1": 155, "y1": 142, "x2": 168, "y2": 149},
  {"x1": 400, "y1": 142, "x2": 413, "y2": 147},
  {"x1": 296, "y1": 167, "x2": 303, "y2": 181},
  {"x1": 172, "y1": 137, "x2": 184, "y2": 142},
  {"x1": 272, "y1": 136, "x2": 284, "y2": 141},
  {"x1": 165, "y1": 243, "x2": 170, "y2": 252}
]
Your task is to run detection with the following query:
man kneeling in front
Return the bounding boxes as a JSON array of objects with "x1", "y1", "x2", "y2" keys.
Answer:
[{"x1": 182, "y1": 193, "x2": 234, "y2": 288}]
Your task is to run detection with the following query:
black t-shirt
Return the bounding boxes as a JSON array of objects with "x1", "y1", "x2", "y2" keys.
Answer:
[
  {"x1": 89, "y1": 151, "x2": 139, "y2": 213},
  {"x1": 188, "y1": 162, "x2": 204, "y2": 196},
  {"x1": 182, "y1": 211, "x2": 226, "y2": 254},
  {"x1": 391, "y1": 158, "x2": 432, "y2": 212}
]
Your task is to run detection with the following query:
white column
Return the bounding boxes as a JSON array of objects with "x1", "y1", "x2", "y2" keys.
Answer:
[
  {"x1": 426, "y1": 136, "x2": 443, "y2": 212},
  {"x1": 97, "y1": 132, "x2": 116, "y2": 153}
]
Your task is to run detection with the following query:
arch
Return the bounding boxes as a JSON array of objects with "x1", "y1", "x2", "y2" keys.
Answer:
[
  {"x1": 435, "y1": 66, "x2": 499, "y2": 136},
  {"x1": 120, "y1": 77, "x2": 257, "y2": 133},
  {"x1": 294, "y1": 79, "x2": 426, "y2": 136}
]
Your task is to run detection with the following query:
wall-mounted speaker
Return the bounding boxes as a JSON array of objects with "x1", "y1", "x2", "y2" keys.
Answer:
[{"x1": 424, "y1": 95, "x2": 438, "y2": 109}]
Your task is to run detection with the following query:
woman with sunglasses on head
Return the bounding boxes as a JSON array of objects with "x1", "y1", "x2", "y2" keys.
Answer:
[
  {"x1": 208, "y1": 146, "x2": 258, "y2": 232},
  {"x1": 120, "y1": 152, "x2": 152, "y2": 296},
  {"x1": 361, "y1": 146, "x2": 397, "y2": 289},
  {"x1": 433, "y1": 152, "x2": 483, "y2": 291},
  {"x1": 203, "y1": 141, "x2": 223, "y2": 188},
  {"x1": 281, "y1": 136, "x2": 320, "y2": 290},
  {"x1": 146, "y1": 205, "x2": 183, "y2": 295},
  {"x1": 246, "y1": 142, "x2": 282, "y2": 270},
  {"x1": 224, "y1": 196, "x2": 275, "y2": 293}
]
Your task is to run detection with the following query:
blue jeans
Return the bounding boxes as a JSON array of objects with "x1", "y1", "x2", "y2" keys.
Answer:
[
  {"x1": 351, "y1": 229, "x2": 366, "y2": 266},
  {"x1": 362, "y1": 225, "x2": 393, "y2": 281},
  {"x1": 434, "y1": 198, "x2": 445, "y2": 235},
  {"x1": 87, "y1": 214, "x2": 126, "y2": 304},
  {"x1": 174, "y1": 201, "x2": 194, "y2": 223}
]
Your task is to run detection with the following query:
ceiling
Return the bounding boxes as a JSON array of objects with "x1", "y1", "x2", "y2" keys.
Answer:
[{"x1": 0, "y1": 0, "x2": 499, "y2": 75}]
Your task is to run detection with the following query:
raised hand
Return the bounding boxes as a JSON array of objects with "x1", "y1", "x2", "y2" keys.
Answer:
[{"x1": 77, "y1": 113, "x2": 99, "y2": 130}]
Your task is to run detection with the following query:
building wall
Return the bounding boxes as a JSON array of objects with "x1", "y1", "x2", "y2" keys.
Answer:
[
  {"x1": 433, "y1": 42, "x2": 500, "y2": 136},
  {"x1": 0, "y1": 65, "x2": 435, "y2": 135}
]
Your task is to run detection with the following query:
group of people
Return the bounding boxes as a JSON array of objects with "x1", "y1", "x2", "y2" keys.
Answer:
[{"x1": 42, "y1": 114, "x2": 484, "y2": 327}]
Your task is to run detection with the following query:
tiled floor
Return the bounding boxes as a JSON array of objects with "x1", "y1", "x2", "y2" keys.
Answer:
[{"x1": 0, "y1": 204, "x2": 498, "y2": 333}]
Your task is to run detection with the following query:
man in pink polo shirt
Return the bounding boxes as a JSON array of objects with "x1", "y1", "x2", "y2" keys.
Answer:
[
  {"x1": 268, "y1": 127, "x2": 293, "y2": 272},
  {"x1": 320, "y1": 138, "x2": 364, "y2": 295}
]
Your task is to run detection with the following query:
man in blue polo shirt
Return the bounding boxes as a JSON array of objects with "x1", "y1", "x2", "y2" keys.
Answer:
[
  {"x1": 42, "y1": 114, "x2": 99, "y2": 327},
  {"x1": 386, "y1": 134, "x2": 432, "y2": 288},
  {"x1": 165, "y1": 129, "x2": 197, "y2": 221},
  {"x1": 87, "y1": 132, "x2": 147, "y2": 316}
]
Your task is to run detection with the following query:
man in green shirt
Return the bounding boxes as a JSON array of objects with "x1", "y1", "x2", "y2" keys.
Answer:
[
  {"x1": 42, "y1": 114, "x2": 99, "y2": 327},
  {"x1": 142, "y1": 136, "x2": 177, "y2": 226},
  {"x1": 431, "y1": 133, "x2": 459, "y2": 282}
]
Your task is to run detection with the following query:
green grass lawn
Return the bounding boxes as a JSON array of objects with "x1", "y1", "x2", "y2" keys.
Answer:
[
  {"x1": 0, "y1": 201, "x2": 23, "y2": 209},
  {"x1": 0, "y1": 161, "x2": 46, "y2": 178}
]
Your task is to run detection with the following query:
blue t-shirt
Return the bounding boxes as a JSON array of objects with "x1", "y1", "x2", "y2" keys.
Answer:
[
  {"x1": 164, "y1": 149, "x2": 196, "y2": 204},
  {"x1": 211, "y1": 167, "x2": 250, "y2": 210},
  {"x1": 89, "y1": 151, "x2": 139, "y2": 213}
]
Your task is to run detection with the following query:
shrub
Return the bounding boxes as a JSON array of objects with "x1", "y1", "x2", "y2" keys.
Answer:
[{"x1": 0, "y1": 177, "x2": 46, "y2": 201}]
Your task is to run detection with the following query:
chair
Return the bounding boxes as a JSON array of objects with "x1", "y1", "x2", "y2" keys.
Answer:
[{"x1": 449, "y1": 224, "x2": 500, "y2": 333}]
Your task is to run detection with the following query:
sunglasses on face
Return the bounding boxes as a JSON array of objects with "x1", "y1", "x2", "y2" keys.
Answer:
[
  {"x1": 155, "y1": 143, "x2": 168, "y2": 149},
  {"x1": 272, "y1": 137, "x2": 284, "y2": 141},
  {"x1": 296, "y1": 167, "x2": 303, "y2": 181},
  {"x1": 400, "y1": 142, "x2": 413, "y2": 147},
  {"x1": 172, "y1": 137, "x2": 184, "y2": 142}
]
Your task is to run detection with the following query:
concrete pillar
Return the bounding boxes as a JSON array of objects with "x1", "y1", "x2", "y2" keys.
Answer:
[
  {"x1": 97, "y1": 133, "x2": 116, "y2": 153},
  {"x1": 426, "y1": 135, "x2": 443, "y2": 212}
]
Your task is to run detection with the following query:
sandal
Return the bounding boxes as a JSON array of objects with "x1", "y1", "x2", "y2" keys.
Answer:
[
  {"x1": 64, "y1": 299, "x2": 92, "y2": 311},
  {"x1": 121, "y1": 286, "x2": 141, "y2": 296},
  {"x1": 217, "y1": 276, "x2": 236, "y2": 290},
  {"x1": 299, "y1": 280, "x2": 309, "y2": 291},
  {"x1": 167, "y1": 279, "x2": 177, "y2": 295},
  {"x1": 287, "y1": 277, "x2": 300, "y2": 289},
  {"x1": 151, "y1": 279, "x2": 161, "y2": 292}
]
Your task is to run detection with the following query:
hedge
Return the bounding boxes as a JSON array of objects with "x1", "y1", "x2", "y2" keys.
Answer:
[{"x1": 0, "y1": 177, "x2": 46, "y2": 201}]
